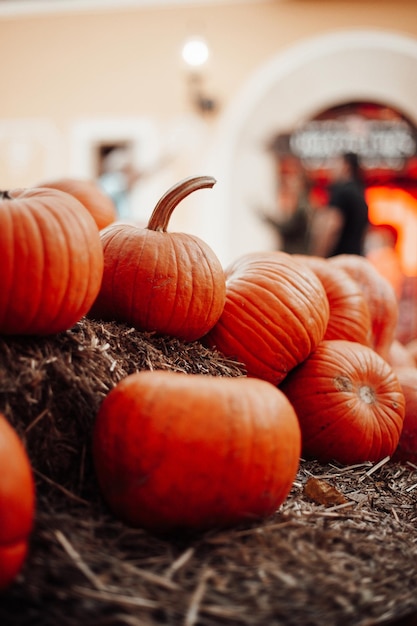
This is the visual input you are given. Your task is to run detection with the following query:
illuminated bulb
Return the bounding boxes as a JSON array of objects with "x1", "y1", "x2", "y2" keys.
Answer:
[{"x1": 182, "y1": 37, "x2": 209, "y2": 67}]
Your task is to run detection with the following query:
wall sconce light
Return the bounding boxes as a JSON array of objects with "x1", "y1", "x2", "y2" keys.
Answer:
[{"x1": 181, "y1": 37, "x2": 218, "y2": 114}]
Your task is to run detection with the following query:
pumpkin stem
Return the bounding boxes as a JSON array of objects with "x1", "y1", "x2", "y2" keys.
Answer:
[
  {"x1": 147, "y1": 175, "x2": 216, "y2": 232},
  {"x1": 358, "y1": 384, "x2": 375, "y2": 405},
  {"x1": 0, "y1": 190, "x2": 12, "y2": 200}
]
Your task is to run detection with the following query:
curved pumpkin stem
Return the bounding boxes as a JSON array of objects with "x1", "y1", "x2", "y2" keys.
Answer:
[
  {"x1": 0, "y1": 191, "x2": 12, "y2": 200},
  {"x1": 147, "y1": 175, "x2": 216, "y2": 232}
]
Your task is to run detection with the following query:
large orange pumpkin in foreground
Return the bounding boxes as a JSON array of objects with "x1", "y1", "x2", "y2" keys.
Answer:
[
  {"x1": 89, "y1": 176, "x2": 226, "y2": 342},
  {"x1": 329, "y1": 254, "x2": 398, "y2": 361},
  {"x1": 280, "y1": 339, "x2": 405, "y2": 465},
  {"x1": 392, "y1": 366, "x2": 417, "y2": 464},
  {"x1": 0, "y1": 187, "x2": 104, "y2": 335},
  {"x1": 93, "y1": 370, "x2": 301, "y2": 533},
  {"x1": 38, "y1": 177, "x2": 117, "y2": 230},
  {"x1": 204, "y1": 251, "x2": 329, "y2": 385},
  {"x1": 0, "y1": 415, "x2": 35, "y2": 590}
]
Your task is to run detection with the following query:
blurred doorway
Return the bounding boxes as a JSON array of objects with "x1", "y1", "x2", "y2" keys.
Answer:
[
  {"x1": 204, "y1": 29, "x2": 417, "y2": 272},
  {"x1": 269, "y1": 100, "x2": 417, "y2": 276},
  {"x1": 94, "y1": 141, "x2": 133, "y2": 179}
]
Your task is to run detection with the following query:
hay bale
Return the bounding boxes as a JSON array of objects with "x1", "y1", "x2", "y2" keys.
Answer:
[{"x1": 1, "y1": 319, "x2": 417, "y2": 626}]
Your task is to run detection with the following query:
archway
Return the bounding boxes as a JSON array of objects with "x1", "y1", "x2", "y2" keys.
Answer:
[{"x1": 200, "y1": 29, "x2": 417, "y2": 267}]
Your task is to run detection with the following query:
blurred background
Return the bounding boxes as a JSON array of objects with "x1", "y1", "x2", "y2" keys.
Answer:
[{"x1": 1, "y1": 0, "x2": 417, "y2": 339}]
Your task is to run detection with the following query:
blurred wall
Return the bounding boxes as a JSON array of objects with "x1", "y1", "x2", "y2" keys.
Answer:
[{"x1": 1, "y1": 0, "x2": 417, "y2": 263}]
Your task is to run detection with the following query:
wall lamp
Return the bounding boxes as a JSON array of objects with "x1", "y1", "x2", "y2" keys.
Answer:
[{"x1": 181, "y1": 37, "x2": 218, "y2": 114}]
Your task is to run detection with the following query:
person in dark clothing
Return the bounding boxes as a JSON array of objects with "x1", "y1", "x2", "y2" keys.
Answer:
[
  {"x1": 309, "y1": 152, "x2": 369, "y2": 257},
  {"x1": 260, "y1": 193, "x2": 311, "y2": 255},
  {"x1": 259, "y1": 155, "x2": 312, "y2": 255}
]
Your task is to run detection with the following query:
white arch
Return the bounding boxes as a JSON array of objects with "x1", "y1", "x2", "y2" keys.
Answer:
[{"x1": 198, "y1": 29, "x2": 417, "y2": 266}]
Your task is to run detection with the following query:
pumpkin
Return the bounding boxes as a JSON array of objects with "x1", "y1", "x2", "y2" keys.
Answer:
[
  {"x1": 387, "y1": 339, "x2": 416, "y2": 370},
  {"x1": 203, "y1": 251, "x2": 330, "y2": 385},
  {"x1": 0, "y1": 414, "x2": 35, "y2": 590},
  {"x1": 38, "y1": 177, "x2": 117, "y2": 230},
  {"x1": 391, "y1": 366, "x2": 417, "y2": 464},
  {"x1": 89, "y1": 176, "x2": 226, "y2": 342},
  {"x1": 92, "y1": 370, "x2": 301, "y2": 533},
  {"x1": 329, "y1": 254, "x2": 398, "y2": 361},
  {"x1": 405, "y1": 338, "x2": 417, "y2": 367},
  {"x1": 0, "y1": 187, "x2": 104, "y2": 335},
  {"x1": 280, "y1": 339, "x2": 405, "y2": 465},
  {"x1": 294, "y1": 255, "x2": 372, "y2": 345}
]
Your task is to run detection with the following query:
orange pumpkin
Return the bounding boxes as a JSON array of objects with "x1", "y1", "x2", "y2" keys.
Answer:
[
  {"x1": 387, "y1": 339, "x2": 416, "y2": 370},
  {"x1": 89, "y1": 176, "x2": 226, "y2": 342},
  {"x1": 0, "y1": 414, "x2": 35, "y2": 589},
  {"x1": 294, "y1": 255, "x2": 372, "y2": 345},
  {"x1": 329, "y1": 254, "x2": 399, "y2": 361},
  {"x1": 392, "y1": 366, "x2": 417, "y2": 464},
  {"x1": 93, "y1": 370, "x2": 301, "y2": 533},
  {"x1": 280, "y1": 339, "x2": 405, "y2": 465},
  {"x1": 0, "y1": 187, "x2": 104, "y2": 335},
  {"x1": 39, "y1": 177, "x2": 117, "y2": 230},
  {"x1": 405, "y1": 338, "x2": 417, "y2": 367},
  {"x1": 204, "y1": 251, "x2": 330, "y2": 385}
]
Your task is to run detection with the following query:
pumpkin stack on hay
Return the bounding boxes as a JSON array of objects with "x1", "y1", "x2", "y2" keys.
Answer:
[
  {"x1": 1, "y1": 178, "x2": 417, "y2": 626},
  {"x1": 2, "y1": 319, "x2": 417, "y2": 626}
]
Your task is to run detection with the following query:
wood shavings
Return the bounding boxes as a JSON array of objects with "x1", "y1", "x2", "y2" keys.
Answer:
[{"x1": 303, "y1": 476, "x2": 349, "y2": 506}]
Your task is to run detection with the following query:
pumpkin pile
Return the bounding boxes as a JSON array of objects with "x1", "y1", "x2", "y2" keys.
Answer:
[
  {"x1": 0, "y1": 175, "x2": 416, "y2": 595},
  {"x1": 203, "y1": 248, "x2": 409, "y2": 468}
]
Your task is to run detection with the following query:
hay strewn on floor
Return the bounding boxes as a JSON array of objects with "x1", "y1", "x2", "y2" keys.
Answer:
[{"x1": 1, "y1": 319, "x2": 417, "y2": 626}]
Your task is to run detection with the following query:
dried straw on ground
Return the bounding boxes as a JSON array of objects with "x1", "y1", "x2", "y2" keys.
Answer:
[{"x1": 0, "y1": 319, "x2": 417, "y2": 626}]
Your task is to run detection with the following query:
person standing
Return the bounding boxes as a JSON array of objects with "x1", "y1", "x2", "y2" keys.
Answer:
[
  {"x1": 98, "y1": 145, "x2": 173, "y2": 223},
  {"x1": 98, "y1": 146, "x2": 137, "y2": 222},
  {"x1": 258, "y1": 155, "x2": 312, "y2": 255},
  {"x1": 309, "y1": 152, "x2": 369, "y2": 257}
]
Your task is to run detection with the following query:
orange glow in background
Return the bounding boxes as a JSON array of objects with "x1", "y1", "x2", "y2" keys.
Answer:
[{"x1": 365, "y1": 186, "x2": 417, "y2": 276}]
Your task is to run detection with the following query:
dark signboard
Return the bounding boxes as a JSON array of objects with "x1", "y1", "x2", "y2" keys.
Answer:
[{"x1": 270, "y1": 102, "x2": 417, "y2": 188}]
